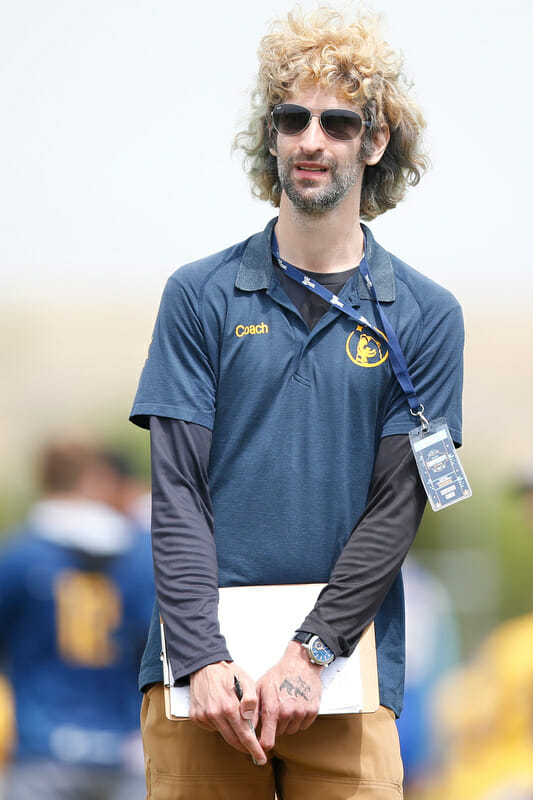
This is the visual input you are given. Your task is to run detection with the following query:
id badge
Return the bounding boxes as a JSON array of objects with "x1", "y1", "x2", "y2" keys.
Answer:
[{"x1": 409, "y1": 417, "x2": 472, "y2": 511}]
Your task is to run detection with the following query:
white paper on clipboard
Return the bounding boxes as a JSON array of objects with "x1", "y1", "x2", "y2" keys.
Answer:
[{"x1": 161, "y1": 583, "x2": 379, "y2": 719}]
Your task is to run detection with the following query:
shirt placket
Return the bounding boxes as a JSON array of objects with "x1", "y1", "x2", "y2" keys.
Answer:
[{"x1": 275, "y1": 280, "x2": 361, "y2": 383}]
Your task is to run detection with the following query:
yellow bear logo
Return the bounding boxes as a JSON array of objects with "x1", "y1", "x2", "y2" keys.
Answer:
[{"x1": 346, "y1": 327, "x2": 388, "y2": 368}]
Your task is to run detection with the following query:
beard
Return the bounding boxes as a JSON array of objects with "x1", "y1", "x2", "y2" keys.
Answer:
[{"x1": 277, "y1": 152, "x2": 364, "y2": 216}]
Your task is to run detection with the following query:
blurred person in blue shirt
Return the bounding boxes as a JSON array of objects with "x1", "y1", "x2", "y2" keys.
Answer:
[{"x1": 0, "y1": 440, "x2": 154, "y2": 800}]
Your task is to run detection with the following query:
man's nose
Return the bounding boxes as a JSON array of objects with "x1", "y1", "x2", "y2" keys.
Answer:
[{"x1": 299, "y1": 114, "x2": 327, "y2": 150}]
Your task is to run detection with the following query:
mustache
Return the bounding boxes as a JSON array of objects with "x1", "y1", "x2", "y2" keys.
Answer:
[{"x1": 286, "y1": 154, "x2": 335, "y2": 170}]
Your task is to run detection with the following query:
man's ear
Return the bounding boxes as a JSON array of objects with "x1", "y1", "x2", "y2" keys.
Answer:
[
  {"x1": 364, "y1": 124, "x2": 390, "y2": 166},
  {"x1": 268, "y1": 123, "x2": 278, "y2": 156}
]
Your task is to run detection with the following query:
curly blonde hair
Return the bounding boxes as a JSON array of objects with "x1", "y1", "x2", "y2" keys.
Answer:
[{"x1": 234, "y1": 6, "x2": 428, "y2": 220}]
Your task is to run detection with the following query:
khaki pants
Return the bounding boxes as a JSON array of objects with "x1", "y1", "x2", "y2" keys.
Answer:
[{"x1": 141, "y1": 684, "x2": 403, "y2": 799}]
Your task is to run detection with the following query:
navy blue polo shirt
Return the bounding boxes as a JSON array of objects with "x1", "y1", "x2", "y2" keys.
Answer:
[{"x1": 131, "y1": 218, "x2": 464, "y2": 713}]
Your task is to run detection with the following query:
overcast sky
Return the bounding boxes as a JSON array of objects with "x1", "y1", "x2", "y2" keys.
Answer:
[{"x1": 1, "y1": 0, "x2": 531, "y2": 308}]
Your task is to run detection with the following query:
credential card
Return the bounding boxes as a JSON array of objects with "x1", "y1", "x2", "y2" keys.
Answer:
[{"x1": 409, "y1": 417, "x2": 472, "y2": 511}]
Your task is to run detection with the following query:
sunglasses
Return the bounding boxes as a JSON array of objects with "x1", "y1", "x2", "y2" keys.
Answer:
[{"x1": 271, "y1": 103, "x2": 369, "y2": 142}]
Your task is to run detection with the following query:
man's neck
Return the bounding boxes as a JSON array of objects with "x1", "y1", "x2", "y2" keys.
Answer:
[{"x1": 275, "y1": 195, "x2": 364, "y2": 274}]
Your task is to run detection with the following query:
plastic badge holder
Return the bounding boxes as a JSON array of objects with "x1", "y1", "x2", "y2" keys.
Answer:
[{"x1": 409, "y1": 417, "x2": 472, "y2": 511}]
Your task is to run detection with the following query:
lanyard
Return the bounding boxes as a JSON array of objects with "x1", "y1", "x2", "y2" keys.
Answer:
[{"x1": 271, "y1": 230, "x2": 429, "y2": 429}]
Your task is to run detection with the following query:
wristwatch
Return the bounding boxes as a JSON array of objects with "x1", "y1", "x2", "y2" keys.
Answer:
[{"x1": 301, "y1": 634, "x2": 335, "y2": 666}]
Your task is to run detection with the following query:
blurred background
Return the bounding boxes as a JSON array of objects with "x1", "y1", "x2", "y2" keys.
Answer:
[{"x1": 1, "y1": 0, "x2": 532, "y2": 798}]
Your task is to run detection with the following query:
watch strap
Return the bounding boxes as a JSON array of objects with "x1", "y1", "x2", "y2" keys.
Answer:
[{"x1": 292, "y1": 631, "x2": 313, "y2": 644}]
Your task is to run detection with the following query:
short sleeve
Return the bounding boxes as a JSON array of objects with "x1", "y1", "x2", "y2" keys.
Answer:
[
  {"x1": 381, "y1": 294, "x2": 464, "y2": 445},
  {"x1": 130, "y1": 274, "x2": 217, "y2": 430}
]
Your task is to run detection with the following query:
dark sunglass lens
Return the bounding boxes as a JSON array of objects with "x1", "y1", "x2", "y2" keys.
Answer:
[
  {"x1": 321, "y1": 110, "x2": 362, "y2": 140},
  {"x1": 273, "y1": 104, "x2": 310, "y2": 135}
]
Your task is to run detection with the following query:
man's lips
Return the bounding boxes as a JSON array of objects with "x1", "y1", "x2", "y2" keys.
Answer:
[{"x1": 294, "y1": 162, "x2": 329, "y2": 179}]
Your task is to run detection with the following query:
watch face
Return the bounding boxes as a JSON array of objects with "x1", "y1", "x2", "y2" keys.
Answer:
[{"x1": 309, "y1": 636, "x2": 334, "y2": 664}]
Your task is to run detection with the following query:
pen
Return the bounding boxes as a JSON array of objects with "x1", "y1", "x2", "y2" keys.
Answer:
[{"x1": 233, "y1": 674, "x2": 260, "y2": 766}]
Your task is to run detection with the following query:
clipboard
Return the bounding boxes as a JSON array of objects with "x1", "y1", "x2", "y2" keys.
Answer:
[{"x1": 161, "y1": 583, "x2": 379, "y2": 719}]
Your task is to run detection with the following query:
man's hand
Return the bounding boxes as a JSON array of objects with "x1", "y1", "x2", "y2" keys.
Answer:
[
  {"x1": 189, "y1": 660, "x2": 267, "y2": 765},
  {"x1": 256, "y1": 641, "x2": 324, "y2": 751}
]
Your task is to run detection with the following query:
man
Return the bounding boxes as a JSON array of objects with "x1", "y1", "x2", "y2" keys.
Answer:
[
  {"x1": 130, "y1": 7, "x2": 464, "y2": 798},
  {"x1": 0, "y1": 441, "x2": 153, "y2": 800}
]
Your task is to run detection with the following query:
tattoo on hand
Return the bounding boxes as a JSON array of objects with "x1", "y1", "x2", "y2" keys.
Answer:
[{"x1": 280, "y1": 676, "x2": 311, "y2": 701}]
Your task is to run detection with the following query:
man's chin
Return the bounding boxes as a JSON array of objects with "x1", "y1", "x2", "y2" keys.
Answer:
[{"x1": 289, "y1": 192, "x2": 341, "y2": 216}]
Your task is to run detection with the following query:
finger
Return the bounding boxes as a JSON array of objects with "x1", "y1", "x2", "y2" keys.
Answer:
[
  {"x1": 298, "y1": 709, "x2": 319, "y2": 731},
  {"x1": 199, "y1": 699, "x2": 267, "y2": 765},
  {"x1": 224, "y1": 718, "x2": 268, "y2": 765},
  {"x1": 193, "y1": 717, "x2": 217, "y2": 732},
  {"x1": 282, "y1": 708, "x2": 316, "y2": 736},
  {"x1": 236, "y1": 674, "x2": 258, "y2": 721},
  {"x1": 272, "y1": 694, "x2": 320, "y2": 738},
  {"x1": 189, "y1": 702, "x2": 217, "y2": 732},
  {"x1": 215, "y1": 718, "x2": 250, "y2": 754},
  {"x1": 240, "y1": 724, "x2": 268, "y2": 765},
  {"x1": 258, "y1": 703, "x2": 278, "y2": 751},
  {"x1": 274, "y1": 707, "x2": 297, "y2": 738}
]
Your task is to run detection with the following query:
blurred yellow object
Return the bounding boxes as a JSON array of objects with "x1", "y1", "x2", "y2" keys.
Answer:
[
  {"x1": 415, "y1": 613, "x2": 533, "y2": 799},
  {"x1": 0, "y1": 674, "x2": 15, "y2": 766}
]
